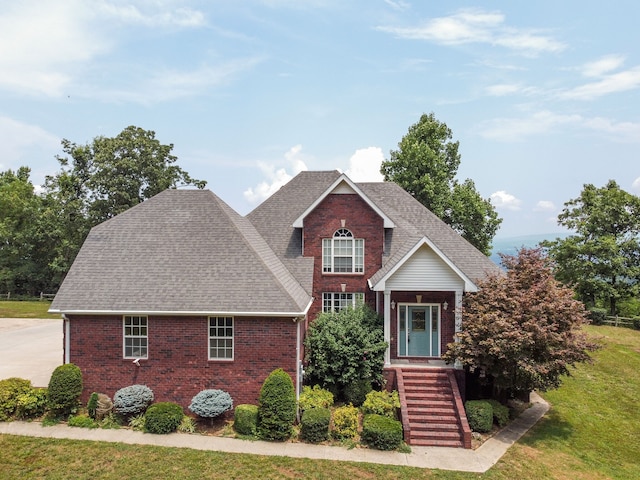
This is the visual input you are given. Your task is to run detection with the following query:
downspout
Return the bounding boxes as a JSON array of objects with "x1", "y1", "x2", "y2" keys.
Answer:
[
  {"x1": 62, "y1": 314, "x2": 70, "y2": 364},
  {"x1": 295, "y1": 316, "x2": 304, "y2": 422}
]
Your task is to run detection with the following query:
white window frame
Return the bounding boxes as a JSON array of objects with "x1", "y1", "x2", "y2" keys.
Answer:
[
  {"x1": 322, "y1": 229, "x2": 364, "y2": 274},
  {"x1": 322, "y1": 292, "x2": 365, "y2": 312},
  {"x1": 209, "y1": 316, "x2": 234, "y2": 361},
  {"x1": 123, "y1": 315, "x2": 148, "y2": 359}
]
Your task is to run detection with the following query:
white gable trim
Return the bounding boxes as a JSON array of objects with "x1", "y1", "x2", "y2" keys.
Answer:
[
  {"x1": 369, "y1": 236, "x2": 478, "y2": 292},
  {"x1": 292, "y1": 173, "x2": 395, "y2": 228}
]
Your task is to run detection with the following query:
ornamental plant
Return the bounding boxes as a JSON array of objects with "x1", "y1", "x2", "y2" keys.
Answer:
[
  {"x1": 113, "y1": 384, "x2": 154, "y2": 417},
  {"x1": 361, "y1": 390, "x2": 400, "y2": 419},
  {"x1": 465, "y1": 400, "x2": 493, "y2": 433},
  {"x1": 144, "y1": 402, "x2": 184, "y2": 434},
  {"x1": 47, "y1": 364, "x2": 83, "y2": 417},
  {"x1": 300, "y1": 407, "x2": 330, "y2": 443},
  {"x1": 15, "y1": 387, "x2": 47, "y2": 420},
  {"x1": 331, "y1": 404, "x2": 359, "y2": 440},
  {"x1": 361, "y1": 414, "x2": 403, "y2": 451},
  {"x1": 0, "y1": 377, "x2": 32, "y2": 421},
  {"x1": 189, "y1": 389, "x2": 233, "y2": 423},
  {"x1": 257, "y1": 368, "x2": 296, "y2": 441},
  {"x1": 298, "y1": 385, "x2": 333, "y2": 413},
  {"x1": 234, "y1": 404, "x2": 259, "y2": 436},
  {"x1": 304, "y1": 305, "x2": 387, "y2": 398}
]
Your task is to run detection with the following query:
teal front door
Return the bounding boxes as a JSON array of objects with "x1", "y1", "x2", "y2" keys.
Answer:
[{"x1": 398, "y1": 305, "x2": 440, "y2": 357}]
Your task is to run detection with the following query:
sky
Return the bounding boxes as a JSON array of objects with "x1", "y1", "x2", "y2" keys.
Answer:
[{"x1": 1, "y1": 0, "x2": 639, "y2": 238}]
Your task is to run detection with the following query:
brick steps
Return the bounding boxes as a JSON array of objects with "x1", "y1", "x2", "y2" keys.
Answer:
[{"x1": 396, "y1": 368, "x2": 471, "y2": 449}]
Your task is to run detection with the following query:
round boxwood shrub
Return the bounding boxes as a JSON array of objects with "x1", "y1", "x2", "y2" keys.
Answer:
[
  {"x1": 343, "y1": 379, "x2": 372, "y2": 407},
  {"x1": 300, "y1": 407, "x2": 330, "y2": 443},
  {"x1": 188, "y1": 389, "x2": 233, "y2": 421},
  {"x1": 144, "y1": 402, "x2": 184, "y2": 434},
  {"x1": 487, "y1": 399, "x2": 510, "y2": 427},
  {"x1": 465, "y1": 400, "x2": 493, "y2": 433},
  {"x1": 258, "y1": 368, "x2": 296, "y2": 441},
  {"x1": 234, "y1": 404, "x2": 259, "y2": 435},
  {"x1": 331, "y1": 404, "x2": 359, "y2": 440},
  {"x1": 0, "y1": 377, "x2": 33, "y2": 421},
  {"x1": 47, "y1": 364, "x2": 83, "y2": 417},
  {"x1": 298, "y1": 385, "x2": 333, "y2": 413},
  {"x1": 361, "y1": 414, "x2": 403, "y2": 450},
  {"x1": 113, "y1": 384, "x2": 154, "y2": 417}
]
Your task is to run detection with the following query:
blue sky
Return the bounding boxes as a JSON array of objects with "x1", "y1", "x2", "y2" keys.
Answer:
[{"x1": 1, "y1": 1, "x2": 638, "y2": 238}]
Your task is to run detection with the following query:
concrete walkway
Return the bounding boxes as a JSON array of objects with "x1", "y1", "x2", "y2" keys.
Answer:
[
  {"x1": 0, "y1": 318, "x2": 550, "y2": 472},
  {"x1": 0, "y1": 394, "x2": 548, "y2": 473}
]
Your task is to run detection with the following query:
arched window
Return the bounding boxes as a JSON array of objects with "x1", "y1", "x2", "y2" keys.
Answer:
[{"x1": 322, "y1": 229, "x2": 364, "y2": 273}]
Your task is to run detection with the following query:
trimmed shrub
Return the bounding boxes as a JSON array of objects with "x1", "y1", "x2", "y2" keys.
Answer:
[
  {"x1": 68, "y1": 414, "x2": 97, "y2": 428},
  {"x1": 113, "y1": 385, "x2": 154, "y2": 417},
  {"x1": 47, "y1": 364, "x2": 83, "y2": 417},
  {"x1": 331, "y1": 404, "x2": 359, "y2": 440},
  {"x1": 588, "y1": 308, "x2": 607, "y2": 325},
  {"x1": 300, "y1": 407, "x2": 330, "y2": 443},
  {"x1": 0, "y1": 377, "x2": 33, "y2": 420},
  {"x1": 188, "y1": 389, "x2": 233, "y2": 420},
  {"x1": 361, "y1": 390, "x2": 400, "y2": 419},
  {"x1": 234, "y1": 404, "x2": 259, "y2": 435},
  {"x1": 487, "y1": 399, "x2": 510, "y2": 427},
  {"x1": 298, "y1": 385, "x2": 334, "y2": 412},
  {"x1": 361, "y1": 414, "x2": 403, "y2": 451},
  {"x1": 257, "y1": 368, "x2": 296, "y2": 441},
  {"x1": 15, "y1": 387, "x2": 47, "y2": 420},
  {"x1": 87, "y1": 392, "x2": 99, "y2": 419},
  {"x1": 145, "y1": 402, "x2": 184, "y2": 434},
  {"x1": 343, "y1": 379, "x2": 372, "y2": 407},
  {"x1": 465, "y1": 400, "x2": 493, "y2": 433}
]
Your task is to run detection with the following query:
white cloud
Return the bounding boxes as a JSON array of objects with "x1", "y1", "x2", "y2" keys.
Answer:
[
  {"x1": 490, "y1": 191, "x2": 522, "y2": 211},
  {"x1": 534, "y1": 200, "x2": 556, "y2": 212},
  {"x1": 243, "y1": 145, "x2": 309, "y2": 203},
  {"x1": 561, "y1": 66, "x2": 640, "y2": 100},
  {"x1": 384, "y1": 0, "x2": 410, "y2": 11},
  {"x1": 581, "y1": 54, "x2": 626, "y2": 77},
  {"x1": 95, "y1": 2, "x2": 206, "y2": 27},
  {"x1": 377, "y1": 8, "x2": 565, "y2": 55},
  {"x1": 485, "y1": 83, "x2": 538, "y2": 97},
  {"x1": 344, "y1": 147, "x2": 384, "y2": 182},
  {"x1": 0, "y1": 116, "x2": 59, "y2": 171},
  {"x1": 632, "y1": 177, "x2": 640, "y2": 194}
]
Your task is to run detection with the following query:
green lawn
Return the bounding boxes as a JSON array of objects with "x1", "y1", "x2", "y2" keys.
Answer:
[
  {"x1": 0, "y1": 300, "x2": 59, "y2": 319},
  {"x1": 0, "y1": 326, "x2": 638, "y2": 479}
]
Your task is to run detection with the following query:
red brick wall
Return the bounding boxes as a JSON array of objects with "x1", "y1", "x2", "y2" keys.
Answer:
[
  {"x1": 67, "y1": 315, "x2": 298, "y2": 410},
  {"x1": 303, "y1": 194, "x2": 384, "y2": 321},
  {"x1": 382, "y1": 291, "x2": 456, "y2": 359}
]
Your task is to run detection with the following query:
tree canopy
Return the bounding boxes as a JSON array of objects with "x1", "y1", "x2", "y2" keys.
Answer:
[
  {"x1": 381, "y1": 113, "x2": 501, "y2": 255},
  {"x1": 543, "y1": 180, "x2": 640, "y2": 315},
  {"x1": 0, "y1": 126, "x2": 205, "y2": 295},
  {"x1": 443, "y1": 248, "x2": 598, "y2": 398}
]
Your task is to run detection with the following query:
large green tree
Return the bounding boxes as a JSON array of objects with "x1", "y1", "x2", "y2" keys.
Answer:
[
  {"x1": 444, "y1": 248, "x2": 598, "y2": 399},
  {"x1": 544, "y1": 180, "x2": 640, "y2": 315},
  {"x1": 381, "y1": 113, "x2": 501, "y2": 255},
  {"x1": 42, "y1": 126, "x2": 207, "y2": 285}
]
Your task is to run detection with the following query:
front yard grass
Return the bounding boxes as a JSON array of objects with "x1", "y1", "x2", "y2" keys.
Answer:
[
  {"x1": 0, "y1": 300, "x2": 59, "y2": 319},
  {"x1": 0, "y1": 325, "x2": 638, "y2": 479}
]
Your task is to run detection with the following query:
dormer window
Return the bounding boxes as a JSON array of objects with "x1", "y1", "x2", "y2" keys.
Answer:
[{"x1": 322, "y1": 229, "x2": 364, "y2": 273}]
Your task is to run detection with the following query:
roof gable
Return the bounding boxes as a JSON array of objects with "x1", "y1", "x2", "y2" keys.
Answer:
[{"x1": 292, "y1": 174, "x2": 394, "y2": 228}]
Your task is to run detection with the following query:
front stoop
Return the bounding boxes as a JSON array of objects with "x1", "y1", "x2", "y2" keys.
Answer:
[{"x1": 396, "y1": 367, "x2": 471, "y2": 448}]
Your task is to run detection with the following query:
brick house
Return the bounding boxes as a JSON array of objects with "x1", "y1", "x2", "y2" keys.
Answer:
[{"x1": 50, "y1": 170, "x2": 500, "y2": 447}]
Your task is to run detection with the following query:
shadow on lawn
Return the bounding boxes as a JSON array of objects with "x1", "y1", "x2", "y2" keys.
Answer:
[{"x1": 518, "y1": 408, "x2": 573, "y2": 447}]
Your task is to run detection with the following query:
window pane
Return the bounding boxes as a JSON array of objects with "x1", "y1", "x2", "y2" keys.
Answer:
[{"x1": 209, "y1": 317, "x2": 234, "y2": 360}]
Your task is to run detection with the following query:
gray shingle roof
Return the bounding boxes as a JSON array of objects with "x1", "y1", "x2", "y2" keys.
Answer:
[{"x1": 51, "y1": 189, "x2": 311, "y2": 315}]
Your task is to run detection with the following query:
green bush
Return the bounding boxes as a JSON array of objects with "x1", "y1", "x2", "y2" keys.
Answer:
[
  {"x1": 234, "y1": 404, "x2": 259, "y2": 435},
  {"x1": 144, "y1": 402, "x2": 184, "y2": 434},
  {"x1": 87, "y1": 392, "x2": 99, "y2": 419},
  {"x1": 298, "y1": 385, "x2": 334, "y2": 412},
  {"x1": 304, "y1": 305, "x2": 387, "y2": 395},
  {"x1": 188, "y1": 389, "x2": 233, "y2": 419},
  {"x1": 178, "y1": 415, "x2": 196, "y2": 433},
  {"x1": 128, "y1": 413, "x2": 146, "y2": 431},
  {"x1": 331, "y1": 404, "x2": 359, "y2": 440},
  {"x1": 361, "y1": 414, "x2": 403, "y2": 450},
  {"x1": 258, "y1": 368, "x2": 296, "y2": 441},
  {"x1": 588, "y1": 308, "x2": 607, "y2": 325},
  {"x1": 0, "y1": 377, "x2": 33, "y2": 420},
  {"x1": 68, "y1": 414, "x2": 97, "y2": 428},
  {"x1": 15, "y1": 387, "x2": 47, "y2": 419},
  {"x1": 361, "y1": 390, "x2": 400, "y2": 419},
  {"x1": 47, "y1": 364, "x2": 83, "y2": 417},
  {"x1": 113, "y1": 385, "x2": 154, "y2": 417},
  {"x1": 300, "y1": 407, "x2": 330, "y2": 443},
  {"x1": 343, "y1": 379, "x2": 372, "y2": 407},
  {"x1": 487, "y1": 399, "x2": 510, "y2": 427},
  {"x1": 465, "y1": 400, "x2": 493, "y2": 433}
]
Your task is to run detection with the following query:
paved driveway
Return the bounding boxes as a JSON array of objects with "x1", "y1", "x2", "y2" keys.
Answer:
[{"x1": 0, "y1": 318, "x2": 62, "y2": 387}]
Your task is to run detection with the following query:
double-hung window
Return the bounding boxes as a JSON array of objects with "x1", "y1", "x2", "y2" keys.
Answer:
[
  {"x1": 209, "y1": 316, "x2": 233, "y2": 360},
  {"x1": 322, "y1": 229, "x2": 364, "y2": 273},
  {"x1": 123, "y1": 315, "x2": 148, "y2": 359},
  {"x1": 322, "y1": 292, "x2": 365, "y2": 312}
]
